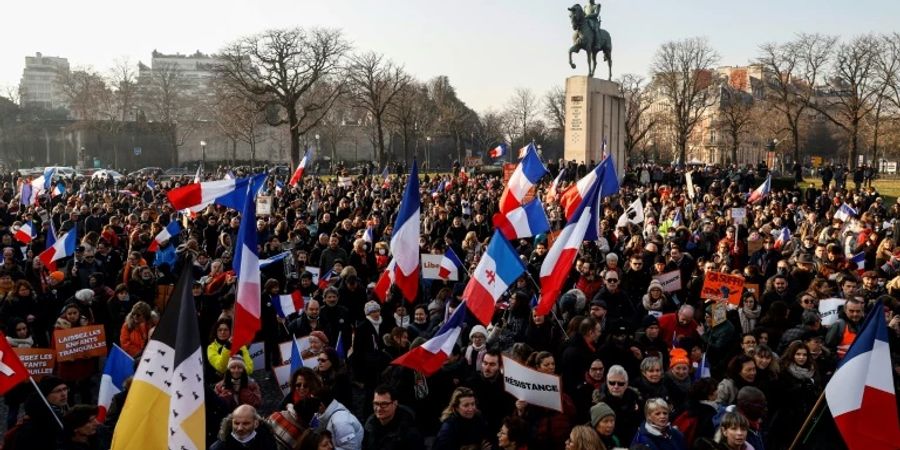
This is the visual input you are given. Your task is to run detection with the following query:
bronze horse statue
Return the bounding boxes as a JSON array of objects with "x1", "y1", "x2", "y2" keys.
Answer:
[{"x1": 568, "y1": 4, "x2": 612, "y2": 80}]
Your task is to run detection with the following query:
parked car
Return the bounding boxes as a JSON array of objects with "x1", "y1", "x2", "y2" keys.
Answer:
[
  {"x1": 160, "y1": 167, "x2": 193, "y2": 180},
  {"x1": 92, "y1": 169, "x2": 126, "y2": 183},
  {"x1": 46, "y1": 166, "x2": 77, "y2": 180},
  {"x1": 130, "y1": 167, "x2": 164, "y2": 178}
]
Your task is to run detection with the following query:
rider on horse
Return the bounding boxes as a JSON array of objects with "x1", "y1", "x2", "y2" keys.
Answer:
[{"x1": 584, "y1": 1, "x2": 603, "y2": 47}]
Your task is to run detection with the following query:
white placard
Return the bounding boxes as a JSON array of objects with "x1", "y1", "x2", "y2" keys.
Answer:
[
  {"x1": 652, "y1": 270, "x2": 682, "y2": 293},
  {"x1": 273, "y1": 363, "x2": 293, "y2": 396},
  {"x1": 731, "y1": 208, "x2": 746, "y2": 225},
  {"x1": 502, "y1": 355, "x2": 563, "y2": 412},
  {"x1": 279, "y1": 337, "x2": 311, "y2": 365},
  {"x1": 256, "y1": 195, "x2": 272, "y2": 216},
  {"x1": 305, "y1": 266, "x2": 320, "y2": 284},
  {"x1": 819, "y1": 298, "x2": 847, "y2": 327},
  {"x1": 421, "y1": 254, "x2": 457, "y2": 280},
  {"x1": 248, "y1": 342, "x2": 265, "y2": 372}
]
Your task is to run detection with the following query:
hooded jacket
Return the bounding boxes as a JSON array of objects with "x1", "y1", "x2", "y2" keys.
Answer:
[{"x1": 320, "y1": 399, "x2": 364, "y2": 450}]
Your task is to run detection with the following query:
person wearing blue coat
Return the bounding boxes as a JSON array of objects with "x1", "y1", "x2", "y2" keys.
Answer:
[{"x1": 631, "y1": 397, "x2": 687, "y2": 450}]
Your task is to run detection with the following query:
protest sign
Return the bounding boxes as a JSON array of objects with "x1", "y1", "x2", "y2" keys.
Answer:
[
  {"x1": 819, "y1": 298, "x2": 847, "y2": 327},
  {"x1": 14, "y1": 348, "x2": 55, "y2": 380},
  {"x1": 304, "y1": 266, "x2": 320, "y2": 284},
  {"x1": 701, "y1": 272, "x2": 745, "y2": 306},
  {"x1": 248, "y1": 342, "x2": 265, "y2": 372},
  {"x1": 731, "y1": 207, "x2": 746, "y2": 225},
  {"x1": 709, "y1": 301, "x2": 729, "y2": 327},
  {"x1": 272, "y1": 364, "x2": 292, "y2": 396},
  {"x1": 502, "y1": 355, "x2": 562, "y2": 412},
  {"x1": 420, "y1": 254, "x2": 447, "y2": 280},
  {"x1": 53, "y1": 325, "x2": 107, "y2": 362},
  {"x1": 653, "y1": 271, "x2": 682, "y2": 293},
  {"x1": 744, "y1": 283, "x2": 760, "y2": 301},
  {"x1": 256, "y1": 195, "x2": 272, "y2": 216},
  {"x1": 278, "y1": 337, "x2": 318, "y2": 369}
]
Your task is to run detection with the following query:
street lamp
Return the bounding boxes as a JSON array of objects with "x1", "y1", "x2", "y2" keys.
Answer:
[
  {"x1": 425, "y1": 136, "x2": 432, "y2": 172},
  {"x1": 200, "y1": 140, "x2": 207, "y2": 172}
]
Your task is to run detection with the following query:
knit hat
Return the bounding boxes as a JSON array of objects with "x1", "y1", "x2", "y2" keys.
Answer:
[
  {"x1": 364, "y1": 300, "x2": 381, "y2": 316},
  {"x1": 49, "y1": 271, "x2": 65, "y2": 282},
  {"x1": 647, "y1": 280, "x2": 664, "y2": 293},
  {"x1": 75, "y1": 289, "x2": 95, "y2": 303},
  {"x1": 309, "y1": 331, "x2": 329, "y2": 345},
  {"x1": 39, "y1": 376, "x2": 67, "y2": 397},
  {"x1": 64, "y1": 405, "x2": 98, "y2": 432},
  {"x1": 590, "y1": 402, "x2": 615, "y2": 427},
  {"x1": 670, "y1": 347, "x2": 690, "y2": 368},
  {"x1": 227, "y1": 356, "x2": 246, "y2": 370},
  {"x1": 641, "y1": 315, "x2": 660, "y2": 329},
  {"x1": 469, "y1": 325, "x2": 488, "y2": 339}
]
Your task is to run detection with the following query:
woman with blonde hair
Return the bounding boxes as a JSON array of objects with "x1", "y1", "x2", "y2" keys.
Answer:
[
  {"x1": 119, "y1": 301, "x2": 153, "y2": 357},
  {"x1": 630, "y1": 398, "x2": 687, "y2": 450},
  {"x1": 434, "y1": 387, "x2": 489, "y2": 450},
  {"x1": 565, "y1": 425, "x2": 602, "y2": 450}
]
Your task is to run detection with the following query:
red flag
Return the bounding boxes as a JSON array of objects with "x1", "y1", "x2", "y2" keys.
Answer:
[
  {"x1": 0, "y1": 332, "x2": 29, "y2": 395},
  {"x1": 373, "y1": 263, "x2": 393, "y2": 303}
]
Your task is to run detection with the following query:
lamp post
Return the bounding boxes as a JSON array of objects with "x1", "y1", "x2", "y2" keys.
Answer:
[
  {"x1": 200, "y1": 140, "x2": 207, "y2": 172},
  {"x1": 425, "y1": 136, "x2": 432, "y2": 172}
]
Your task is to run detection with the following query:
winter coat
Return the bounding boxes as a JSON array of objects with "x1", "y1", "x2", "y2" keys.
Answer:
[
  {"x1": 210, "y1": 414, "x2": 278, "y2": 450},
  {"x1": 362, "y1": 405, "x2": 425, "y2": 450},
  {"x1": 119, "y1": 320, "x2": 149, "y2": 357},
  {"x1": 433, "y1": 412, "x2": 489, "y2": 450},
  {"x1": 214, "y1": 377, "x2": 262, "y2": 409},
  {"x1": 320, "y1": 399, "x2": 364, "y2": 450},
  {"x1": 206, "y1": 339, "x2": 254, "y2": 376},
  {"x1": 630, "y1": 421, "x2": 688, "y2": 450}
]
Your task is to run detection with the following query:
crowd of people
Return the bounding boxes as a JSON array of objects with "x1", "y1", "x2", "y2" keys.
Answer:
[{"x1": 0, "y1": 158, "x2": 898, "y2": 450}]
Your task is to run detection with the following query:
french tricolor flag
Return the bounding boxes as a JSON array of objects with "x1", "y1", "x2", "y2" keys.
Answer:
[
  {"x1": 390, "y1": 161, "x2": 421, "y2": 302},
  {"x1": 544, "y1": 168, "x2": 566, "y2": 203},
  {"x1": 559, "y1": 158, "x2": 603, "y2": 221},
  {"x1": 498, "y1": 143, "x2": 548, "y2": 214},
  {"x1": 834, "y1": 203, "x2": 857, "y2": 222},
  {"x1": 536, "y1": 167, "x2": 603, "y2": 316},
  {"x1": 438, "y1": 247, "x2": 465, "y2": 280},
  {"x1": 318, "y1": 269, "x2": 335, "y2": 290},
  {"x1": 462, "y1": 230, "x2": 528, "y2": 325},
  {"x1": 558, "y1": 155, "x2": 618, "y2": 240},
  {"x1": 774, "y1": 227, "x2": 791, "y2": 250},
  {"x1": 363, "y1": 227, "x2": 374, "y2": 245},
  {"x1": 825, "y1": 300, "x2": 900, "y2": 450},
  {"x1": 51, "y1": 182, "x2": 65, "y2": 198},
  {"x1": 230, "y1": 176, "x2": 267, "y2": 351},
  {"x1": 38, "y1": 227, "x2": 77, "y2": 271},
  {"x1": 272, "y1": 291, "x2": 305, "y2": 319},
  {"x1": 13, "y1": 221, "x2": 36, "y2": 244},
  {"x1": 381, "y1": 166, "x2": 391, "y2": 189},
  {"x1": 167, "y1": 175, "x2": 264, "y2": 212},
  {"x1": 850, "y1": 251, "x2": 866, "y2": 272},
  {"x1": 747, "y1": 174, "x2": 771, "y2": 204},
  {"x1": 289, "y1": 149, "x2": 311, "y2": 186},
  {"x1": 97, "y1": 344, "x2": 134, "y2": 423},
  {"x1": 148, "y1": 221, "x2": 182, "y2": 252},
  {"x1": 391, "y1": 301, "x2": 468, "y2": 376},
  {"x1": 493, "y1": 199, "x2": 551, "y2": 240},
  {"x1": 489, "y1": 143, "x2": 507, "y2": 159}
]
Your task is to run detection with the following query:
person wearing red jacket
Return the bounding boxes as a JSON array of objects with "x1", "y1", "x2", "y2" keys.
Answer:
[{"x1": 658, "y1": 305, "x2": 701, "y2": 349}]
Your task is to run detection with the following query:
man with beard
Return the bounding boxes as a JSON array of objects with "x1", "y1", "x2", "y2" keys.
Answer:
[
  {"x1": 593, "y1": 270, "x2": 634, "y2": 322},
  {"x1": 621, "y1": 253, "x2": 651, "y2": 307},
  {"x1": 761, "y1": 274, "x2": 792, "y2": 314},
  {"x1": 463, "y1": 350, "x2": 514, "y2": 446},
  {"x1": 288, "y1": 299, "x2": 322, "y2": 337}
]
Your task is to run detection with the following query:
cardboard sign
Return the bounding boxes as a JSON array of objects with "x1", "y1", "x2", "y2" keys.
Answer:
[
  {"x1": 248, "y1": 342, "x2": 265, "y2": 372},
  {"x1": 421, "y1": 254, "x2": 458, "y2": 281},
  {"x1": 279, "y1": 337, "x2": 310, "y2": 364},
  {"x1": 502, "y1": 355, "x2": 563, "y2": 412},
  {"x1": 273, "y1": 363, "x2": 293, "y2": 396},
  {"x1": 653, "y1": 271, "x2": 682, "y2": 293},
  {"x1": 701, "y1": 272, "x2": 745, "y2": 306},
  {"x1": 744, "y1": 283, "x2": 760, "y2": 301},
  {"x1": 305, "y1": 266, "x2": 320, "y2": 285},
  {"x1": 819, "y1": 298, "x2": 847, "y2": 327},
  {"x1": 731, "y1": 208, "x2": 746, "y2": 225},
  {"x1": 709, "y1": 301, "x2": 729, "y2": 327},
  {"x1": 14, "y1": 348, "x2": 55, "y2": 380},
  {"x1": 53, "y1": 325, "x2": 107, "y2": 362},
  {"x1": 256, "y1": 195, "x2": 272, "y2": 216}
]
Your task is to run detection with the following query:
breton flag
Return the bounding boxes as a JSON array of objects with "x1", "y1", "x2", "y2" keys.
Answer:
[
  {"x1": 774, "y1": 227, "x2": 791, "y2": 250},
  {"x1": 617, "y1": 198, "x2": 645, "y2": 228},
  {"x1": 272, "y1": 291, "x2": 304, "y2": 319},
  {"x1": 389, "y1": 161, "x2": 421, "y2": 302},
  {"x1": 167, "y1": 175, "x2": 265, "y2": 212},
  {"x1": 438, "y1": 247, "x2": 465, "y2": 280},
  {"x1": 747, "y1": 174, "x2": 771, "y2": 204},
  {"x1": 38, "y1": 228, "x2": 76, "y2": 271},
  {"x1": 834, "y1": 203, "x2": 858, "y2": 222},
  {"x1": 13, "y1": 221, "x2": 36, "y2": 244},
  {"x1": 148, "y1": 221, "x2": 183, "y2": 252},
  {"x1": 498, "y1": 143, "x2": 548, "y2": 213},
  {"x1": 489, "y1": 143, "x2": 508, "y2": 159},
  {"x1": 110, "y1": 262, "x2": 205, "y2": 450},
  {"x1": 463, "y1": 230, "x2": 528, "y2": 325},
  {"x1": 535, "y1": 169, "x2": 603, "y2": 316},
  {"x1": 231, "y1": 176, "x2": 267, "y2": 351},
  {"x1": 825, "y1": 300, "x2": 900, "y2": 450},
  {"x1": 289, "y1": 149, "x2": 311, "y2": 186},
  {"x1": 544, "y1": 168, "x2": 566, "y2": 203},
  {"x1": 493, "y1": 199, "x2": 551, "y2": 240},
  {"x1": 98, "y1": 344, "x2": 135, "y2": 423},
  {"x1": 391, "y1": 302, "x2": 467, "y2": 376}
]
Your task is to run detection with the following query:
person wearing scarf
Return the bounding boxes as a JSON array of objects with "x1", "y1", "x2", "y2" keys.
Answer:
[
  {"x1": 214, "y1": 356, "x2": 262, "y2": 410},
  {"x1": 464, "y1": 325, "x2": 488, "y2": 372},
  {"x1": 639, "y1": 280, "x2": 670, "y2": 317},
  {"x1": 768, "y1": 341, "x2": 822, "y2": 449},
  {"x1": 737, "y1": 295, "x2": 761, "y2": 334},
  {"x1": 631, "y1": 397, "x2": 688, "y2": 450}
]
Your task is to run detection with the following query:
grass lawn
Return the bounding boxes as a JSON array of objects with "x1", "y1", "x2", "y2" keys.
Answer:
[{"x1": 799, "y1": 177, "x2": 900, "y2": 206}]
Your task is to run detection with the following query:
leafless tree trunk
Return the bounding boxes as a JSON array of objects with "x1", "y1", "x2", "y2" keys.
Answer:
[
  {"x1": 618, "y1": 74, "x2": 657, "y2": 161},
  {"x1": 650, "y1": 37, "x2": 720, "y2": 165},
  {"x1": 218, "y1": 27, "x2": 349, "y2": 168},
  {"x1": 345, "y1": 52, "x2": 411, "y2": 165},
  {"x1": 544, "y1": 86, "x2": 566, "y2": 135},
  {"x1": 506, "y1": 87, "x2": 538, "y2": 151}
]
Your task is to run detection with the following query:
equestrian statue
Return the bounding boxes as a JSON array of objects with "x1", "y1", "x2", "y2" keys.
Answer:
[{"x1": 568, "y1": 0, "x2": 612, "y2": 80}]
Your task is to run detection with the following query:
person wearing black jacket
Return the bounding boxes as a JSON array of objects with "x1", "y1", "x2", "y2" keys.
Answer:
[
  {"x1": 558, "y1": 317, "x2": 600, "y2": 396},
  {"x1": 362, "y1": 386, "x2": 425, "y2": 450}
]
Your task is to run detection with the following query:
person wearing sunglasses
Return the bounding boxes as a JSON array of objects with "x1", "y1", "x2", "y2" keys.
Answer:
[
  {"x1": 592, "y1": 269, "x2": 634, "y2": 322},
  {"x1": 595, "y1": 365, "x2": 642, "y2": 445}
]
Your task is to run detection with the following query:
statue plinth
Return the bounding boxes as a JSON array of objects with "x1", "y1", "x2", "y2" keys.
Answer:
[{"x1": 564, "y1": 76, "x2": 625, "y2": 181}]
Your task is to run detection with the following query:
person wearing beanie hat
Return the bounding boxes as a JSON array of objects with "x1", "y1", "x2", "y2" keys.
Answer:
[
  {"x1": 664, "y1": 348, "x2": 692, "y2": 412},
  {"x1": 61, "y1": 404, "x2": 99, "y2": 444},
  {"x1": 464, "y1": 325, "x2": 488, "y2": 371},
  {"x1": 301, "y1": 330, "x2": 329, "y2": 360},
  {"x1": 8, "y1": 376, "x2": 69, "y2": 449},
  {"x1": 639, "y1": 280, "x2": 669, "y2": 319},
  {"x1": 49, "y1": 271, "x2": 66, "y2": 283},
  {"x1": 364, "y1": 300, "x2": 381, "y2": 316},
  {"x1": 352, "y1": 297, "x2": 394, "y2": 393},
  {"x1": 590, "y1": 402, "x2": 620, "y2": 448},
  {"x1": 215, "y1": 354, "x2": 262, "y2": 410},
  {"x1": 636, "y1": 314, "x2": 669, "y2": 369}
]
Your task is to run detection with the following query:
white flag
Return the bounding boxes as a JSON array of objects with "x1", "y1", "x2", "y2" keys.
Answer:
[{"x1": 617, "y1": 198, "x2": 645, "y2": 228}]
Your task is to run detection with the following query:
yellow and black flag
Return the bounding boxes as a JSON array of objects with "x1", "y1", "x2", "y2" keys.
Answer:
[{"x1": 111, "y1": 262, "x2": 205, "y2": 450}]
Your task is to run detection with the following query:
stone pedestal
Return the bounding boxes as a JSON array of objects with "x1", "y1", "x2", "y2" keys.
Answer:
[{"x1": 564, "y1": 76, "x2": 625, "y2": 181}]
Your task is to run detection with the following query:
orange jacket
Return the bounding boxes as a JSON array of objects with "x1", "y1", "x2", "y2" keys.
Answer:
[{"x1": 120, "y1": 322, "x2": 149, "y2": 357}]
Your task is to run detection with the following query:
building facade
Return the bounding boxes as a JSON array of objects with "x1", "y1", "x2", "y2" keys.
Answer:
[{"x1": 19, "y1": 52, "x2": 70, "y2": 111}]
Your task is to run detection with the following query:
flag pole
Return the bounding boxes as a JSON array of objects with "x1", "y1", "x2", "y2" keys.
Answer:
[
  {"x1": 27, "y1": 376, "x2": 64, "y2": 430},
  {"x1": 520, "y1": 270, "x2": 569, "y2": 339},
  {"x1": 788, "y1": 389, "x2": 827, "y2": 450}
]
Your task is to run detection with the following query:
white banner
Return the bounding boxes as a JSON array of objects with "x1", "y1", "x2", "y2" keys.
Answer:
[
  {"x1": 338, "y1": 176, "x2": 353, "y2": 187},
  {"x1": 277, "y1": 337, "x2": 317, "y2": 368},
  {"x1": 653, "y1": 270, "x2": 682, "y2": 293},
  {"x1": 502, "y1": 355, "x2": 562, "y2": 412},
  {"x1": 685, "y1": 172, "x2": 696, "y2": 199},
  {"x1": 819, "y1": 298, "x2": 847, "y2": 327},
  {"x1": 421, "y1": 254, "x2": 457, "y2": 280},
  {"x1": 256, "y1": 195, "x2": 272, "y2": 216},
  {"x1": 248, "y1": 342, "x2": 265, "y2": 372}
]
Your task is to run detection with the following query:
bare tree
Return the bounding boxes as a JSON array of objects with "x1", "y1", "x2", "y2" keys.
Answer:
[
  {"x1": 345, "y1": 52, "x2": 411, "y2": 164},
  {"x1": 209, "y1": 76, "x2": 265, "y2": 165},
  {"x1": 473, "y1": 110, "x2": 507, "y2": 155},
  {"x1": 506, "y1": 88, "x2": 538, "y2": 149},
  {"x1": 429, "y1": 76, "x2": 477, "y2": 167},
  {"x1": 58, "y1": 67, "x2": 110, "y2": 121},
  {"x1": 544, "y1": 86, "x2": 566, "y2": 135},
  {"x1": 756, "y1": 33, "x2": 835, "y2": 165},
  {"x1": 618, "y1": 74, "x2": 657, "y2": 160},
  {"x1": 807, "y1": 35, "x2": 882, "y2": 168},
  {"x1": 138, "y1": 63, "x2": 198, "y2": 166},
  {"x1": 874, "y1": 33, "x2": 900, "y2": 165},
  {"x1": 386, "y1": 81, "x2": 432, "y2": 164},
  {"x1": 716, "y1": 85, "x2": 756, "y2": 164},
  {"x1": 218, "y1": 27, "x2": 349, "y2": 167},
  {"x1": 650, "y1": 37, "x2": 720, "y2": 164}
]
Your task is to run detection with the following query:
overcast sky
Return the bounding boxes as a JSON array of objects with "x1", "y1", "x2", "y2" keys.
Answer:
[{"x1": 2, "y1": 0, "x2": 898, "y2": 113}]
